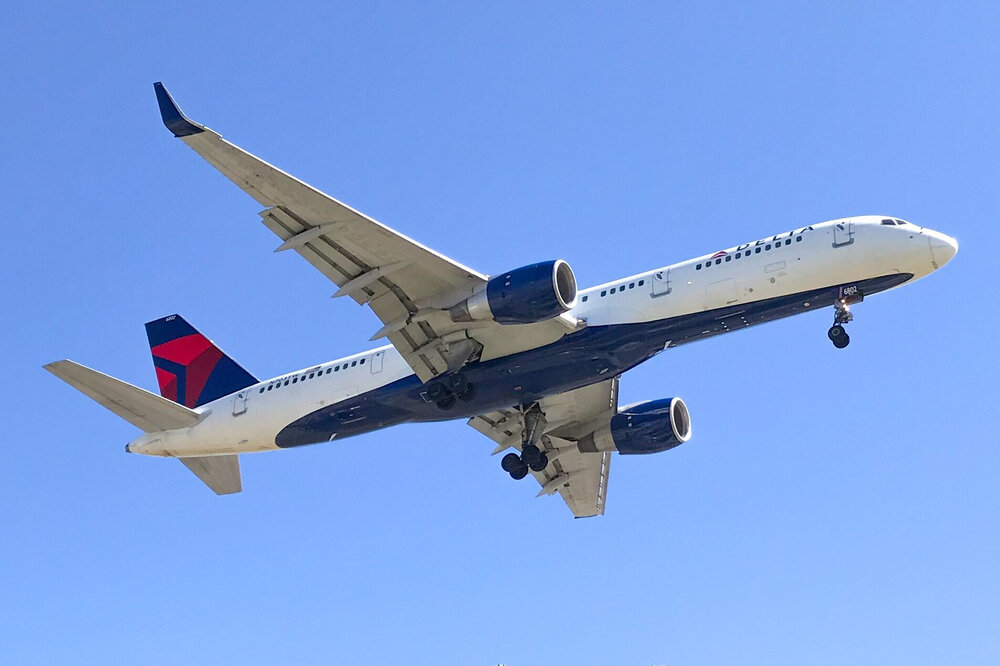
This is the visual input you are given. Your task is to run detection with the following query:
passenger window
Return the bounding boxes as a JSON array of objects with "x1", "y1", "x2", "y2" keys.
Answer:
[
  {"x1": 638, "y1": 279, "x2": 644, "y2": 286},
  {"x1": 785, "y1": 239, "x2": 791, "y2": 245},
  {"x1": 715, "y1": 258, "x2": 721, "y2": 265},
  {"x1": 755, "y1": 247, "x2": 761, "y2": 253},
  {"x1": 610, "y1": 287, "x2": 616, "y2": 294},
  {"x1": 629, "y1": 282, "x2": 635, "y2": 289},
  {"x1": 765, "y1": 244, "x2": 771, "y2": 250},
  {"x1": 725, "y1": 256, "x2": 731, "y2": 262},
  {"x1": 326, "y1": 368, "x2": 331, "y2": 374},
  {"x1": 582, "y1": 295, "x2": 588, "y2": 302},
  {"x1": 292, "y1": 377, "x2": 298, "y2": 383},
  {"x1": 309, "y1": 372, "x2": 315, "y2": 379},
  {"x1": 360, "y1": 358, "x2": 365, "y2": 365},
  {"x1": 334, "y1": 366, "x2": 339, "y2": 372},
  {"x1": 601, "y1": 290, "x2": 606, "y2": 297},
  {"x1": 696, "y1": 264, "x2": 701, "y2": 270},
  {"x1": 259, "y1": 387, "x2": 264, "y2": 393},
  {"x1": 351, "y1": 361, "x2": 357, "y2": 367},
  {"x1": 283, "y1": 380, "x2": 289, "y2": 386},
  {"x1": 796, "y1": 236, "x2": 802, "y2": 242},
  {"x1": 267, "y1": 385, "x2": 273, "y2": 391}
]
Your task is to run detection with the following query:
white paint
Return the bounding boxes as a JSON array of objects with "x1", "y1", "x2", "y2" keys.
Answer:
[{"x1": 126, "y1": 216, "x2": 957, "y2": 459}]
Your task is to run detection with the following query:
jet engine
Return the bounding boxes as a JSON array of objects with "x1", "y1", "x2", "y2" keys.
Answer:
[
  {"x1": 449, "y1": 260, "x2": 577, "y2": 325},
  {"x1": 578, "y1": 397, "x2": 692, "y2": 455}
]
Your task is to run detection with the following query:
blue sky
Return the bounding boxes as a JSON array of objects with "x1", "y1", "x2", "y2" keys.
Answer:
[{"x1": 2, "y1": 2, "x2": 998, "y2": 664}]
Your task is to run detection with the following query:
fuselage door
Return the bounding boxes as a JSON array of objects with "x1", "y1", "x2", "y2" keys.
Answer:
[
  {"x1": 833, "y1": 220, "x2": 855, "y2": 247},
  {"x1": 651, "y1": 268, "x2": 672, "y2": 297},
  {"x1": 371, "y1": 350, "x2": 385, "y2": 374},
  {"x1": 705, "y1": 278, "x2": 740, "y2": 309},
  {"x1": 232, "y1": 390, "x2": 249, "y2": 416}
]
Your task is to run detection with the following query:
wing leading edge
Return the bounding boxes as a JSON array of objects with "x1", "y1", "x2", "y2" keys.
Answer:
[{"x1": 153, "y1": 83, "x2": 578, "y2": 382}]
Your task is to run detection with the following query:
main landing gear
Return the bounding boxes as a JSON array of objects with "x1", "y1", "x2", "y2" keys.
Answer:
[
  {"x1": 500, "y1": 404, "x2": 550, "y2": 480},
  {"x1": 427, "y1": 373, "x2": 476, "y2": 410},
  {"x1": 827, "y1": 298, "x2": 854, "y2": 349}
]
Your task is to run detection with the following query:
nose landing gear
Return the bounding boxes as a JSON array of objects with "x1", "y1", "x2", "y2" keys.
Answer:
[
  {"x1": 828, "y1": 298, "x2": 854, "y2": 349},
  {"x1": 828, "y1": 323, "x2": 850, "y2": 348}
]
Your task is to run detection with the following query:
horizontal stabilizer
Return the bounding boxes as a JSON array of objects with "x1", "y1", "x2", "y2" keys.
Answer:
[
  {"x1": 44, "y1": 360, "x2": 200, "y2": 432},
  {"x1": 180, "y1": 455, "x2": 242, "y2": 495}
]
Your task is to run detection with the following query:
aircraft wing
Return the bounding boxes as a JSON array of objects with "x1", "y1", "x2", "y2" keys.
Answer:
[
  {"x1": 154, "y1": 83, "x2": 575, "y2": 382},
  {"x1": 468, "y1": 378, "x2": 619, "y2": 518}
]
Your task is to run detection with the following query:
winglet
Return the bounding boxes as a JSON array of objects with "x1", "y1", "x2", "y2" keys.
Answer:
[{"x1": 153, "y1": 82, "x2": 205, "y2": 137}]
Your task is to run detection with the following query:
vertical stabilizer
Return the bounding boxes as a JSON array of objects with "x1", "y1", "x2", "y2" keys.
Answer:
[{"x1": 145, "y1": 314, "x2": 257, "y2": 408}]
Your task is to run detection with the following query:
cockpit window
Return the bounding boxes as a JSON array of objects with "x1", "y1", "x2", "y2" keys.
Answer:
[
  {"x1": 895, "y1": 219, "x2": 907, "y2": 225},
  {"x1": 881, "y1": 219, "x2": 895, "y2": 225}
]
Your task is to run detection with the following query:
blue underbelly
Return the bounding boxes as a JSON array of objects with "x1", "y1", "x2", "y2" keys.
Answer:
[{"x1": 275, "y1": 272, "x2": 911, "y2": 448}]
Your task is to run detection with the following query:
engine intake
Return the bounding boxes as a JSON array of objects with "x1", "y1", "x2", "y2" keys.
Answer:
[
  {"x1": 450, "y1": 260, "x2": 577, "y2": 325},
  {"x1": 578, "y1": 397, "x2": 692, "y2": 455}
]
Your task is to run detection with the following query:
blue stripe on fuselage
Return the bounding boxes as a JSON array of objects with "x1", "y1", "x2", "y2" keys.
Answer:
[{"x1": 275, "y1": 273, "x2": 911, "y2": 448}]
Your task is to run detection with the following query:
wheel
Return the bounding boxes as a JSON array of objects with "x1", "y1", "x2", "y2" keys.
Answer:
[
  {"x1": 446, "y1": 374, "x2": 470, "y2": 395},
  {"x1": 436, "y1": 395, "x2": 457, "y2": 410},
  {"x1": 457, "y1": 383, "x2": 476, "y2": 401},
  {"x1": 509, "y1": 464, "x2": 529, "y2": 480},
  {"x1": 827, "y1": 324, "x2": 846, "y2": 342},
  {"x1": 501, "y1": 452, "x2": 521, "y2": 473},
  {"x1": 520, "y1": 444, "x2": 541, "y2": 467},
  {"x1": 426, "y1": 382, "x2": 450, "y2": 403},
  {"x1": 833, "y1": 332, "x2": 851, "y2": 349},
  {"x1": 445, "y1": 374, "x2": 475, "y2": 401},
  {"x1": 529, "y1": 451, "x2": 549, "y2": 472}
]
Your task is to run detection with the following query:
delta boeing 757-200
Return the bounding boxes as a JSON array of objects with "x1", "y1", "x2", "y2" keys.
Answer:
[{"x1": 44, "y1": 83, "x2": 959, "y2": 517}]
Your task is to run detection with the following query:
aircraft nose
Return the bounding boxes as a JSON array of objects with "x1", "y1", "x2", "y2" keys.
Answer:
[{"x1": 927, "y1": 230, "x2": 958, "y2": 268}]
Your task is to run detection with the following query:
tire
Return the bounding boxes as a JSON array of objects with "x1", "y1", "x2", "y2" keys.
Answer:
[
  {"x1": 520, "y1": 444, "x2": 541, "y2": 467},
  {"x1": 828, "y1": 325, "x2": 845, "y2": 342},
  {"x1": 834, "y1": 333, "x2": 851, "y2": 349},
  {"x1": 510, "y1": 464, "x2": 529, "y2": 480},
  {"x1": 446, "y1": 374, "x2": 470, "y2": 395},
  {"x1": 501, "y1": 452, "x2": 521, "y2": 473},
  {"x1": 457, "y1": 384, "x2": 476, "y2": 401},
  {"x1": 529, "y1": 451, "x2": 549, "y2": 472},
  {"x1": 436, "y1": 395, "x2": 457, "y2": 410},
  {"x1": 426, "y1": 382, "x2": 450, "y2": 403}
]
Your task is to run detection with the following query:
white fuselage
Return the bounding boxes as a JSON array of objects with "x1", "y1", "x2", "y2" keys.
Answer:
[{"x1": 128, "y1": 216, "x2": 956, "y2": 458}]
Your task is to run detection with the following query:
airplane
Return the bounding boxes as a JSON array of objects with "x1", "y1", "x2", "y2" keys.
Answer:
[{"x1": 44, "y1": 82, "x2": 959, "y2": 517}]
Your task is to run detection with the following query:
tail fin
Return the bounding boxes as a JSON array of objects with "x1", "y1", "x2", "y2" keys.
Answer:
[{"x1": 145, "y1": 314, "x2": 257, "y2": 408}]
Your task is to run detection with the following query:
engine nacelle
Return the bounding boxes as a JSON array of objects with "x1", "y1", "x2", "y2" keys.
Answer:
[
  {"x1": 578, "y1": 398, "x2": 692, "y2": 455},
  {"x1": 449, "y1": 260, "x2": 577, "y2": 325}
]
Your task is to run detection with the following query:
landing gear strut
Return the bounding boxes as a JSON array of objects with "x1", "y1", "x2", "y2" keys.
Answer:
[
  {"x1": 500, "y1": 404, "x2": 551, "y2": 479},
  {"x1": 828, "y1": 298, "x2": 854, "y2": 349}
]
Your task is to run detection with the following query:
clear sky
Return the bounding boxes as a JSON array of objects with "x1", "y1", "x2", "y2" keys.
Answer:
[{"x1": 2, "y1": 2, "x2": 997, "y2": 664}]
